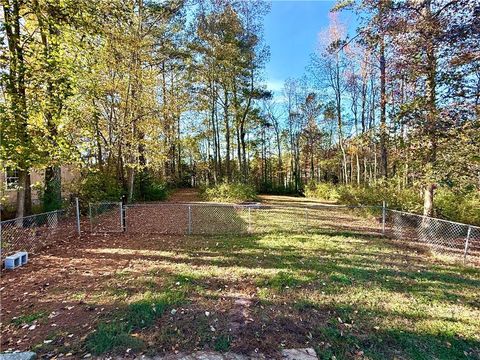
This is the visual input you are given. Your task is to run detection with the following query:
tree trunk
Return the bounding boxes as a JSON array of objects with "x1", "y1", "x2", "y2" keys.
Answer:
[
  {"x1": 423, "y1": 184, "x2": 434, "y2": 217},
  {"x1": 422, "y1": 0, "x2": 438, "y2": 217},
  {"x1": 4, "y1": 0, "x2": 29, "y2": 220},
  {"x1": 224, "y1": 90, "x2": 231, "y2": 182},
  {"x1": 379, "y1": 0, "x2": 388, "y2": 179},
  {"x1": 44, "y1": 166, "x2": 62, "y2": 211},
  {"x1": 356, "y1": 152, "x2": 360, "y2": 185},
  {"x1": 127, "y1": 167, "x2": 135, "y2": 201},
  {"x1": 24, "y1": 172, "x2": 32, "y2": 216},
  {"x1": 15, "y1": 170, "x2": 27, "y2": 226}
]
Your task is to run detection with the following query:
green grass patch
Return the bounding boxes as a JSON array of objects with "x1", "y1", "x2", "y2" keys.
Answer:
[
  {"x1": 214, "y1": 335, "x2": 231, "y2": 352},
  {"x1": 85, "y1": 322, "x2": 144, "y2": 355},
  {"x1": 329, "y1": 272, "x2": 351, "y2": 285},
  {"x1": 259, "y1": 271, "x2": 302, "y2": 290},
  {"x1": 293, "y1": 298, "x2": 318, "y2": 311},
  {"x1": 11, "y1": 311, "x2": 46, "y2": 326},
  {"x1": 86, "y1": 289, "x2": 185, "y2": 355}
]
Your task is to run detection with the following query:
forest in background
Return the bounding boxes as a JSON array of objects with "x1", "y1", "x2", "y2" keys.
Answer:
[{"x1": 1, "y1": 0, "x2": 479, "y2": 224}]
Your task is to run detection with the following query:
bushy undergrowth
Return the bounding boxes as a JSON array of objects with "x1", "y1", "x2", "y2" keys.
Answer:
[
  {"x1": 72, "y1": 171, "x2": 124, "y2": 204},
  {"x1": 305, "y1": 181, "x2": 341, "y2": 202},
  {"x1": 258, "y1": 181, "x2": 299, "y2": 195},
  {"x1": 134, "y1": 174, "x2": 168, "y2": 202},
  {"x1": 70, "y1": 171, "x2": 168, "y2": 205},
  {"x1": 435, "y1": 188, "x2": 480, "y2": 226},
  {"x1": 306, "y1": 181, "x2": 480, "y2": 226},
  {"x1": 202, "y1": 182, "x2": 257, "y2": 203}
]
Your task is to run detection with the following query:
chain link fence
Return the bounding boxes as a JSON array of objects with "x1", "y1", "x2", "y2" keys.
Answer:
[
  {"x1": 3, "y1": 198, "x2": 478, "y2": 266},
  {"x1": 1, "y1": 199, "x2": 81, "y2": 262},
  {"x1": 386, "y1": 209, "x2": 480, "y2": 264},
  {"x1": 88, "y1": 201, "x2": 480, "y2": 265},
  {"x1": 89, "y1": 202, "x2": 382, "y2": 236}
]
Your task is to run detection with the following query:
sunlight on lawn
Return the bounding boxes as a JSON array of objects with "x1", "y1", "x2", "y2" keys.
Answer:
[{"x1": 74, "y1": 230, "x2": 480, "y2": 358}]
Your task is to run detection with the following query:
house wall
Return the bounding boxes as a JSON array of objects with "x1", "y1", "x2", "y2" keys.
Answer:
[{"x1": 0, "y1": 167, "x2": 79, "y2": 209}]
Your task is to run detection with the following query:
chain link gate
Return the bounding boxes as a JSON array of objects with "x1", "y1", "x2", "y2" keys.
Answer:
[{"x1": 89, "y1": 202, "x2": 123, "y2": 233}]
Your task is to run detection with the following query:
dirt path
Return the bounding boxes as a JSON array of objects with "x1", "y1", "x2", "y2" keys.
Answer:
[
  {"x1": 258, "y1": 194, "x2": 336, "y2": 207},
  {"x1": 167, "y1": 189, "x2": 334, "y2": 207},
  {"x1": 167, "y1": 188, "x2": 202, "y2": 203}
]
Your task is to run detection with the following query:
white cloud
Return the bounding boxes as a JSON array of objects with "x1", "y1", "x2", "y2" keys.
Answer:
[{"x1": 266, "y1": 79, "x2": 284, "y2": 93}]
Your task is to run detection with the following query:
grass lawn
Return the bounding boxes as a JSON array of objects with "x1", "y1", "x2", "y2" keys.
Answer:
[{"x1": 1, "y1": 208, "x2": 480, "y2": 359}]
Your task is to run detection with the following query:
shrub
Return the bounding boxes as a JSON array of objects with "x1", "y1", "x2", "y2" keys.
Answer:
[
  {"x1": 71, "y1": 171, "x2": 123, "y2": 204},
  {"x1": 435, "y1": 188, "x2": 480, "y2": 226},
  {"x1": 259, "y1": 181, "x2": 299, "y2": 195},
  {"x1": 304, "y1": 181, "x2": 480, "y2": 226},
  {"x1": 306, "y1": 181, "x2": 423, "y2": 210},
  {"x1": 305, "y1": 181, "x2": 339, "y2": 201},
  {"x1": 202, "y1": 182, "x2": 257, "y2": 203},
  {"x1": 134, "y1": 174, "x2": 168, "y2": 201}
]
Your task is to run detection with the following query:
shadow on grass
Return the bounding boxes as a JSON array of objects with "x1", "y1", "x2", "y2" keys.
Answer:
[
  {"x1": 77, "y1": 231, "x2": 480, "y2": 306},
  {"x1": 6, "y1": 227, "x2": 479, "y2": 358},
  {"x1": 85, "y1": 289, "x2": 186, "y2": 355}
]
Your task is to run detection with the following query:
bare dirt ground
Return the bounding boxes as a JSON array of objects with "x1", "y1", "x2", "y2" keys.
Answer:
[
  {"x1": 167, "y1": 189, "x2": 203, "y2": 203},
  {"x1": 1, "y1": 231, "x2": 328, "y2": 358}
]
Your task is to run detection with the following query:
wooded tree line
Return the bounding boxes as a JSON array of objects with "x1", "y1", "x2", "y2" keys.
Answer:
[
  {"x1": 257, "y1": 0, "x2": 479, "y2": 217},
  {"x1": 1, "y1": 0, "x2": 479, "y2": 219},
  {"x1": 1, "y1": 0, "x2": 271, "y2": 217}
]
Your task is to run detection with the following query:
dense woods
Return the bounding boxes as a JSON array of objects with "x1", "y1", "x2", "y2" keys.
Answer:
[{"x1": 1, "y1": 0, "x2": 479, "y2": 223}]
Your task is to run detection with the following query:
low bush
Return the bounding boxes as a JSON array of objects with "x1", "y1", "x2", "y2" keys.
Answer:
[
  {"x1": 258, "y1": 181, "x2": 299, "y2": 195},
  {"x1": 134, "y1": 174, "x2": 168, "y2": 202},
  {"x1": 202, "y1": 182, "x2": 257, "y2": 203},
  {"x1": 71, "y1": 171, "x2": 124, "y2": 204},
  {"x1": 305, "y1": 181, "x2": 339, "y2": 201},
  {"x1": 436, "y1": 188, "x2": 480, "y2": 226},
  {"x1": 305, "y1": 181, "x2": 480, "y2": 225}
]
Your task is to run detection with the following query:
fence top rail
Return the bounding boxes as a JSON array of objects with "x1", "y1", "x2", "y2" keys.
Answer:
[
  {"x1": 122, "y1": 202, "x2": 379, "y2": 210},
  {"x1": 89, "y1": 201, "x2": 122, "y2": 206},
  {"x1": 0, "y1": 209, "x2": 65, "y2": 225},
  {"x1": 387, "y1": 208, "x2": 480, "y2": 230}
]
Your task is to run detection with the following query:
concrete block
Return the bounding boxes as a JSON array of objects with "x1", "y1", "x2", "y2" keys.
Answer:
[
  {"x1": 4, "y1": 254, "x2": 21, "y2": 270},
  {"x1": 0, "y1": 352, "x2": 36, "y2": 360},
  {"x1": 4, "y1": 252, "x2": 28, "y2": 270},
  {"x1": 281, "y1": 348, "x2": 318, "y2": 360},
  {"x1": 18, "y1": 252, "x2": 28, "y2": 265}
]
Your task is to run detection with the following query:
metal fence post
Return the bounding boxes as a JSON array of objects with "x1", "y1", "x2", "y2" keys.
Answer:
[
  {"x1": 463, "y1": 226, "x2": 472, "y2": 264},
  {"x1": 382, "y1": 201, "x2": 386, "y2": 236},
  {"x1": 75, "y1": 197, "x2": 81, "y2": 236},
  {"x1": 188, "y1": 206, "x2": 192, "y2": 235},
  {"x1": 120, "y1": 194, "x2": 128, "y2": 232},
  {"x1": 120, "y1": 202, "x2": 126, "y2": 232},
  {"x1": 89, "y1": 203, "x2": 93, "y2": 232},
  {"x1": 248, "y1": 207, "x2": 252, "y2": 234}
]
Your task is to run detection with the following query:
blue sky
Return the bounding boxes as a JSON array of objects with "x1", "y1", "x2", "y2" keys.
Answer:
[{"x1": 263, "y1": 0, "x2": 355, "y2": 94}]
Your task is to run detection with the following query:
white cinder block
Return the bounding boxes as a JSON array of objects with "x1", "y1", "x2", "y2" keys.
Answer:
[
  {"x1": 4, "y1": 251, "x2": 29, "y2": 270},
  {"x1": 18, "y1": 251, "x2": 28, "y2": 265}
]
